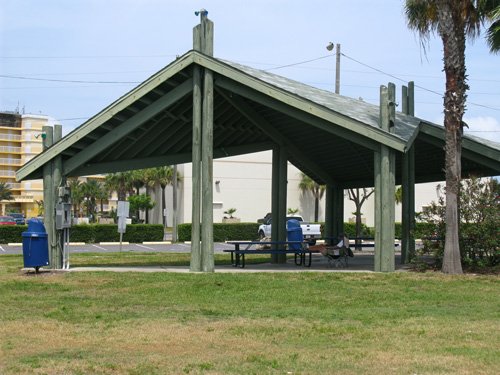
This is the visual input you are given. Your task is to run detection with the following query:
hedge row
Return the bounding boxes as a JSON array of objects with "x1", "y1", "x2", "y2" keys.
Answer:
[
  {"x1": 178, "y1": 223, "x2": 260, "y2": 242},
  {"x1": 178, "y1": 221, "x2": 437, "y2": 242},
  {"x1": 0, "y1": 224, "x2": 164, "y2": 244},
  {"x1": 0, "y1": 221, "x2": 439, "y2": 244}
]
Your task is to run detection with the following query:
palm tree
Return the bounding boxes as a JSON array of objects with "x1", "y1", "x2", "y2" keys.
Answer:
[
  {"x1": 105, "y1": 172, "x2": 133, "y2": 201},
  {"x1": 298, "y1": 172, "x2": 325, "y2": 222},
  {"x1": 95, "y1": 182, "x2": 110, "y2": 213},
  {"x1": 0, "y1": 182, "x2": 13, "y2": 201},
  {"x1": 405, "y1": 0, "x2": 497, "y2": 274},
  {"x1": 80, "y1": 179, "x2": 103, "y2": 221},
  {"x1": 68, "y1": 178, "x2": 84, "y2": 218},
  {"x1": 129, "y1": 169, "x2": 154, "y2": 221},
  {"x1": 484, "y1": 2, "x2": 500, "y2": 52},
  {"x1": 149, "y1": 166, "x2": 173, "y2": 226}
]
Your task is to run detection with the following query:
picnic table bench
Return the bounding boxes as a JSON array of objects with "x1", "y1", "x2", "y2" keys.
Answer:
[{"x1": 224, "y1": 241, "x2": 312, "y2": 268}]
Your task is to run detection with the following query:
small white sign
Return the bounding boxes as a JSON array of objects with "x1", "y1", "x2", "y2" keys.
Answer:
[
  {"x1": 117, "y1": 216, "x2": 127, "y2": 234},
  {"x1": 117, "y1": 201, "x2": 130, "y2": 217}
]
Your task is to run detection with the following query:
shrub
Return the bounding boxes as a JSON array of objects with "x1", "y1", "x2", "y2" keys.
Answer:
[
  {"x1": 0, "y1": 225, "x2": 27, "y2": 243},
  {"x1": 319, "y1": 222, "x2": 373, "y2": 238},
  {"x1": 124, "y1": 224, "x2": 164, "y2": 243},
  {"x1": 178, "y1": 223, "x2": 260, "y2": 242},
  {"x1": 418, "y1": 178, "x2": 499, "y2": 268}
]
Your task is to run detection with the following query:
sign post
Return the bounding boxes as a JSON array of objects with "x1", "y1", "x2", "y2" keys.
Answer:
[{"x1": 117, "y1": 201, "x2": 130, "y2": 252}]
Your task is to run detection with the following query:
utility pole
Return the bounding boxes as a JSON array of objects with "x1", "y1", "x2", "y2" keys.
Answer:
[
  {"x1": 335, "y1": 43, "x2": 340, "y2": 94},
  {"x1": 326, "y1": 42, "x2": 341, "y2": 94}
]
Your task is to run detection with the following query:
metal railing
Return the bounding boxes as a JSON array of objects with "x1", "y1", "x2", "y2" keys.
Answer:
[
  {"x1": 0, "y1": 170, "x2": 16, "y2": 176},
  {"x1": 0, "y1": 134, "x2": 22, "y2": 141},
  {"x1": 5, "y1": 182, "x2": 21, "y2": 189},
  {"x1": 13, "y1": 195, "x2": 34, "y2": 202},
  {"x1": 0, "y1": 146, "x2": 21, "y2": 153},
  {"x1": 0, "y1": 158, "x2": 22, "y2": 166}
]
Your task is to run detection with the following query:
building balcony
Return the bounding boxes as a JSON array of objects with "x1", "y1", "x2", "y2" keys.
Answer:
[
  {"x1": 0, "y1": 134, "x2": 21, "y2": 142},
  {"x1": 0, "y1": 146, "x2": 21, "y2": 153},
  {"x1": 0, "y1": 170, "x2": 16, "y2": 177},
  {"x1": 13, "y1": 195, "x2": 34, "y2": 202},
  {"x1": 0, "y1": 158, "x2": 22, "y2": 166},
  {"x1": 5, "y1": 182, "x2": 21, "y2": 190}
]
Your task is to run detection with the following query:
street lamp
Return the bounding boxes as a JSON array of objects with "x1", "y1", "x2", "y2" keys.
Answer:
[{"x1": 326, "y1": 42, "x2": 341, "y2": 94}]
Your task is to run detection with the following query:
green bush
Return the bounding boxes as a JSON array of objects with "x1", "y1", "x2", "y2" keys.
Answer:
[
  {"x1": 0, "y1": 225, "x2": 27, "y2": 243},
  {"x1": 123, "y1": 225, "x2": 164, "y2": 243},
  {"x1": 69, "y1": 225, "x2": 96, "y2": 243},
  {"x1": 0, "y1": 223, "x2": 160, "y2": 244},
  {"x1": 319, "y1": 222, "x2": 373, "y2": 238},
  {"x1": 418, "y1": 177, "x2": 500, "y2": 268},
  {"x1": 178, "y1": 223, "x2": 260, "y2": 242}
]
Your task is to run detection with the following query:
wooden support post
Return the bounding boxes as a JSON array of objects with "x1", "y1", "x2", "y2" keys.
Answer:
[
  {"x1": 201, "y1": 68, "x2": 214, "y2": 272},
  {"x1": 324, "y1": 185, "x2": 334, "y2": 244},
  {"x1": 401, "y1": 83, "x2": 416, "y2": 264},
  {"x1": 172, "y1": 165, "x2": 178, "y2": 242},
  {"x1": 271, "y1": 146, "x2": 280, "y2": 255},
  {"x1": 191, "y1": 17, "x2": 201, "y2": 272},
  {"x1": 42, "y1": 126, "x2": 55, "y2": 268},
  {"x1": 191, "y1": 13, "x2": 214, "y2": 272},
  {"x1": 276, "y1": 146, "x2": 288, "y2": 263},
  {"x1": 374, "y1": 85, "x2": 396, "y2": 272},
  {"x1": 401, "y1": 85, "x2": 408, "y2": 115},
  {"x1": 408, "y1": 81, "x2": 415, "y2": 116},
  {"x1": 332, "y1": 185, "x2": 344, "y2": 240},
  {"x1": 52, "y1": 125, "x2": 63, "y2": 269},
  {"x1": 190, "y1": 68, "x2": 202, "y2": 271},
  {"x1": 271, "y1": 146, "x2": 287, "y2": 263}
]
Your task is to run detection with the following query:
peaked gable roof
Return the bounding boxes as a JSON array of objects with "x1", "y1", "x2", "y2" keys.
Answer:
[{"x1": 17, "y1": 51, "x2": 500, "y2": 186}]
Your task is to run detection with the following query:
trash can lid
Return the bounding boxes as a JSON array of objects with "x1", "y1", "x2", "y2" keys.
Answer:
[
  {"x1": 286, "y1": 219, "x2": 301, "y2": 229},
  {"x1": 26, "y1": 218, "x2": 47, "y2": 234}
]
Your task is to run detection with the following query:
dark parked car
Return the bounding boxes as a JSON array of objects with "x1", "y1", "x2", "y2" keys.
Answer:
[
  {"x1": 0, "y1": 216, "x2": 17, "y2": 225},
  {"x1": 9, "y1": 213, "x2": 25, "y2": 225}
]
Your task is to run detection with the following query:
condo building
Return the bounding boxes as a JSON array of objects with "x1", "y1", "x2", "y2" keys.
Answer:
[{"x1": 0, "y1": 112, "x2": 47, "y2": 217}]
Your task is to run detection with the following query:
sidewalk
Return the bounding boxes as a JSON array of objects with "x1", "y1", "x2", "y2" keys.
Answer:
[{"x1": 67, "y1": 252, "x2": 413, "y2": 274}]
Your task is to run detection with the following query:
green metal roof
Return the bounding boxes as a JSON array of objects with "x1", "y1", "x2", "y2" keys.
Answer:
[{"x1": 17, "y1": 51, "x2": 500, "y2": 187}]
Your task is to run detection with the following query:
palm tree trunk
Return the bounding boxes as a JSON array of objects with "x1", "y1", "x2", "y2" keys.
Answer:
[
  {"x1": 314, "y1": 196, "x2": 319, "y2": 222},
  {"x1": 145, "y1": 186, "x2": 150, "y2": 224},
  {"x1": 438, "y1": 2, "x2": 465, "y2": 274},
  {"x1": 161, "y1": 185, "x2": 166, "y2": 227}
]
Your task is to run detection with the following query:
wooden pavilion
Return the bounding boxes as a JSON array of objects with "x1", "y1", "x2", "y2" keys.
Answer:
[{"x1": 17, "y1": 15, "x2": 500, "y2": 272}]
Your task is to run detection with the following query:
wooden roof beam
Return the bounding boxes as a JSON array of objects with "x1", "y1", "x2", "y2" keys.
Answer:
[
  {"x1": 62, "y1": 78, "x2": 193, "y2": 176},
  {"x1": 217, "y1": 88, "x2": 334, "y2": 185},
  {"x1": 71, "y1": 141, "x2": 272, "y2": 176}
]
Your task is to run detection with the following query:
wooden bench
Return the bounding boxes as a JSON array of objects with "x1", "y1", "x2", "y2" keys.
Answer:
[{"x1": 224, "y1": 241, "x2": 312, "y2": 268}]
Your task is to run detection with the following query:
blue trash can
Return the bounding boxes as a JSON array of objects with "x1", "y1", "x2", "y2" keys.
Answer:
[
  {"x1": 22, "y1": 219, "x2": 49, "y2": 271},
  {"x1": 287, "y1": 219, "x2": 303, "y2": 250}
]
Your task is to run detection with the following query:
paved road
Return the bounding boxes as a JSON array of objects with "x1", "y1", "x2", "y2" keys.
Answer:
[{"x1": 0, "y1": 242, "x2": 236, "y2": 255}]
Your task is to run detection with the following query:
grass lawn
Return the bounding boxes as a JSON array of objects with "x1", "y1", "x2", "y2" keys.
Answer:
[{"x1": 0, "y1": 253, "x2": 499, "y2": 374}]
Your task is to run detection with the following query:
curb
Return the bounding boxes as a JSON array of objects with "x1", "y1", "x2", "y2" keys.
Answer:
[
  {"x1": 99, "y1": 242, "x2": 130, "y2": 245},
  {"x1": 143, "y1": 241, "x2": 171, "y2": 245}
]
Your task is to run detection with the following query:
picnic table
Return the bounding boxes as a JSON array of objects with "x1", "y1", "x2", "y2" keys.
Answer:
[{"x1": 224, "y1": 241, "x2": 312, "y2": 268}]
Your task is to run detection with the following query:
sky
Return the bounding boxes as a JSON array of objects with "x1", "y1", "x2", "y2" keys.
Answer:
[{"x1": 1, "y1": 0, "x2": 499, "y2": 143}]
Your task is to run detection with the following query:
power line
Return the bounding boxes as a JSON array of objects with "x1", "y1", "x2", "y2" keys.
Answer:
[
  {"x1": 264, "y1": 55, "x2": 332, "y2": 71},
  {"x1": 0, "y1": 54, "x2": 177, "y2": 59},
  {"x1": 340, "y1": 52, "x2": 500, "y2": 112},
  {"x1": 0, "y1": 74, "x2": 140, "y2": 85}
]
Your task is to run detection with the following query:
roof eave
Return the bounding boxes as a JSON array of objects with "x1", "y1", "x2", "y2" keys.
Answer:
[{"x1": 16, "y1": 52, "x2": 196, "y2": 181}]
